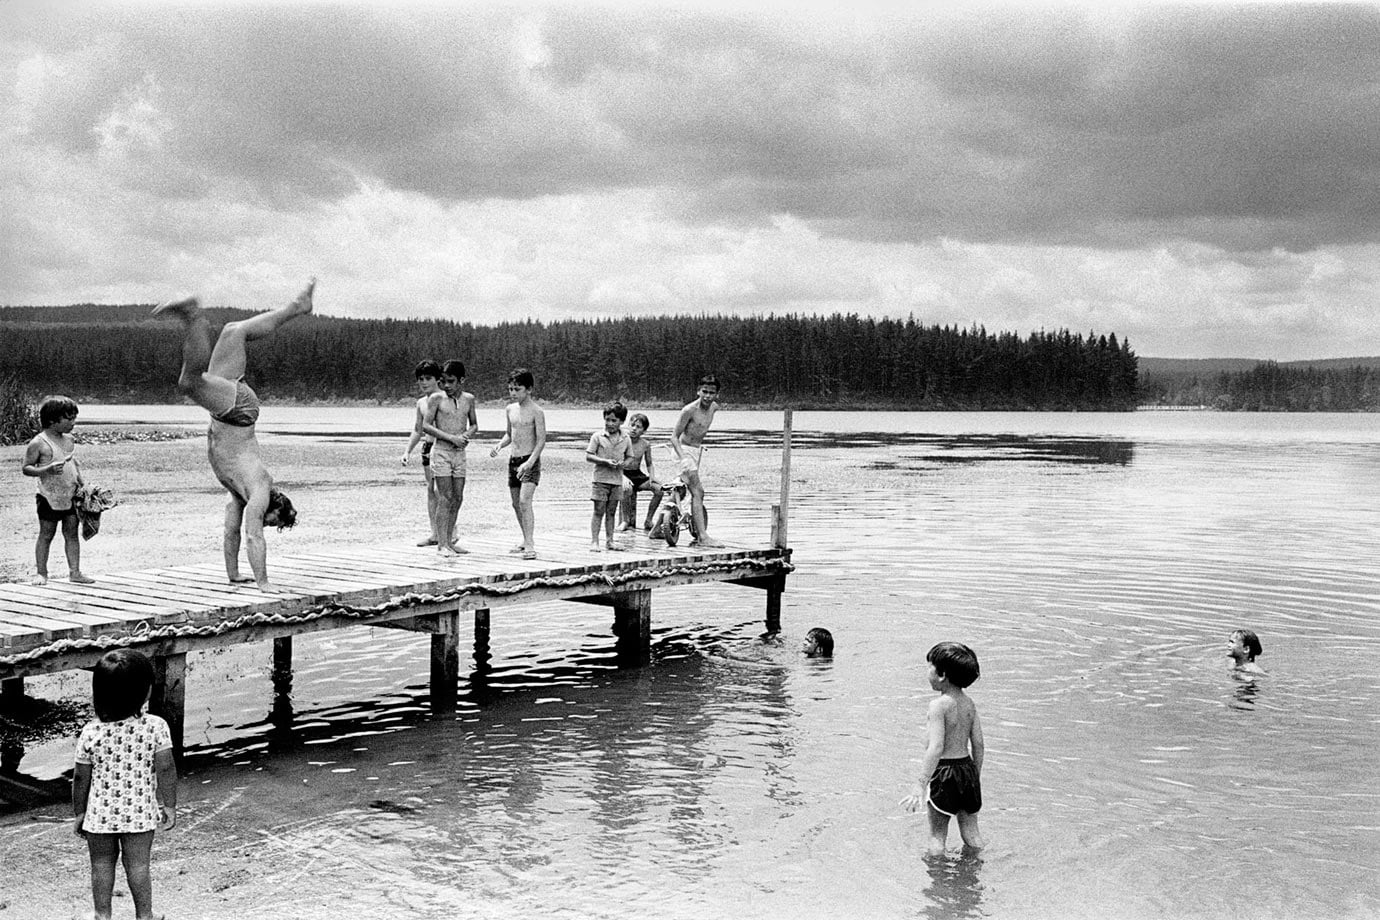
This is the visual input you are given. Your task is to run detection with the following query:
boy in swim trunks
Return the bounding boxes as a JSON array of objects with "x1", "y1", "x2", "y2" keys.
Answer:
[
  {"x1": 421, "y1": 359, "x2": 478, "y2": 557},
  {"x1": 22, "y1": 395, "x2": 95, "y2": 584},
  {"x1": 401, "y1": 360, "x2": 443, "y2": 546},
  {"x1": 153, "y1": 280, "x2": 308, "y2": 591},
  {"x1": 672, "y1": 375, "x2": 723, "y2": 547},
  {"x1": 587, "y1": 404, "x2": 632, "y2": 552},
  {"x1": 489, "y1": 368, "x2": 545, "y2": 560},
  {"x1": 617, "y1": 413, "x2": 663, "y2": 532},
  {"x1": 901, "y1": 641, "x2": 986, "y2": 856}
]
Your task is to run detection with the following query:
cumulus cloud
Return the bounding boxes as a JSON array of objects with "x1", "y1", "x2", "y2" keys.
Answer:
[{"x1": 3, "y1": 2, "x2": 1380, "y2": 358}]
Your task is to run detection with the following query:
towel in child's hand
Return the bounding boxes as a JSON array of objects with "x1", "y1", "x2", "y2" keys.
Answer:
[{"x1": 73, "y1": 485, "x2": 119, "y2": 540}]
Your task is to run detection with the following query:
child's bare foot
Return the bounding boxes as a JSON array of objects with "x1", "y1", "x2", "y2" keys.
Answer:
[
  {"x1": 439, "y1": 545, "x2": 458, "y2": 558},
  {"x1": 417, "y1": 537, "x2": 438, "y2": 547},
  {"x1": 151, "y1": 294, "x2": 200, "y2": 318},
  {"x1": 521, "y1": 548, "x2": 537, "y2": 560},
  {"x1": 69, "y1": 573, "x2": 96, "y2": 584},
  {"x1": 32, "y1": 574, "x2": 48, "y2": 586},
  {"x1": 589, "y1": 541, "x2": 602, "y2": 553},
  {"x1": 449, "y1": 542, "x2": 470, "y2": 554},
  {"x1": 288, "y1": 277, "x2": 316, "y2": 316},
  {"x1": 508, "y1": 544, "x2": 526, "y2": 554},
  {"x1": 606, "y1": 541, "x2": 622, "y2": 552},
  {"x1": 616, "y1": 522, "x2": 632, "y2": 533}
]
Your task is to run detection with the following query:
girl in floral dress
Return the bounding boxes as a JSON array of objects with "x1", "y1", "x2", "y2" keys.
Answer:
[{"x1": 72, "y1": 649, "x2": 178, "y2": 920}]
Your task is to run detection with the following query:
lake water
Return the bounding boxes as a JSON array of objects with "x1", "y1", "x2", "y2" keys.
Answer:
[{"x1": 4, "y1": 408, "x2": 1379, "y2": 919}]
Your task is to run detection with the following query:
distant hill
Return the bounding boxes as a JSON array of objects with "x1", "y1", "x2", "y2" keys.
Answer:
[{"x1": 1140, "y1": 356, "x2": 1380, "y2": 375}]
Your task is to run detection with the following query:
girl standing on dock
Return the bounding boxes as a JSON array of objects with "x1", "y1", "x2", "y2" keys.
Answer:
[{"x1": 72, "y1": 649, "x2": 177, "y2": 920}]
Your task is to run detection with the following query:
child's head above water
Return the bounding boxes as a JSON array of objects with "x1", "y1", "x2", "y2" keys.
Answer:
[
  {"x1": 1229, "y1": 629, "x2": 1262, "y2": 665},
  {"x1": 927, "y1": 641, "x2": 980, "y2": 689},
  {"x1": 92, "y1": 648, "x2": 155, "y2": 722},
  {"x1": 802, "y1": 627, "x2": 833, "y2": 658}
]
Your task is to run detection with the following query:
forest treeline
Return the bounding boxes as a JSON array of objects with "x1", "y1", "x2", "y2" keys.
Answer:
[
  {"x1": 0, "y1": 307, "x2": 1141, "y2": 410},
  {"x1": 1141, "y1": 362, "x2": 1380, "y2": 411}
]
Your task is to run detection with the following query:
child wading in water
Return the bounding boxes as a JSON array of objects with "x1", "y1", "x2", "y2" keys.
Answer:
[
  {"x1": 73, "y1": 649, "x2": 177, "y2": 920},
  {"x1": 22, "y1": 395, "x2": 95, "y2": 584},
  {"x1": 901, "y1": 642, "x2": 985, "y2": 856}
]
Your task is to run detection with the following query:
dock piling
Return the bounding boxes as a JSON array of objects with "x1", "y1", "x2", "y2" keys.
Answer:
[
  {"x1": 151, "y1": 653, "x2": 187, "y2": 755},
  {"x1": 612, "y1": 589, "x2": 653, "y2": 665},
  {"x1": 430, "y1": 610, "x2": 461, "y2": 713}
]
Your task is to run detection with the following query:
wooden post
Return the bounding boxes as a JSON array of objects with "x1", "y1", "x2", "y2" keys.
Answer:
[
  {"x1": 777, "y1": 408, "x2": 792, "y2": 548},
  {"x1": 430, "y1": 609, "x2": 461, "y2": 713},
  {"x1": 765, "y1": 570, "x2": 784, "y2": 634},
  {"x1": 272, "y1": 637, "x2": 292, "y2": 680},
  {"x1": 0, "y1": 677, "x2": 23, "y2": 712},
  {"x1": 612, "y1": 589, "x2": 652, "y2": 666},
  {"x1": 151, "y1": 654, "x2": 187, "y2": 755},
  {"x1": 473, "y1": 607, "x2": 492, "y2": 671}
]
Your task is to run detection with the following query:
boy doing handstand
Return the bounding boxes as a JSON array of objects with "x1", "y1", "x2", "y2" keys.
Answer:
[
  {"x1": 490, "y1": 368, "x2": 545, "y2": 560},
  {"x1": 901, "y1": 642, "x2": 986, "y2": 856},
  {"x1": 153, "y1": 281, "x2": 306, "y2": 591},
  {"x1": 422, "y1": 360, "x2": 478, "y2": 557}
]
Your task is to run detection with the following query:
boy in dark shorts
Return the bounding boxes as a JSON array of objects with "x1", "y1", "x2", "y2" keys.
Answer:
[
  {"x1": 22, "y1": 395, "x2": 94, "y2": 584},
  {"x1": 489, "y1": 368, "x2": 545, "y2": 560},
  {"x1": 617, "y1": 413, "x2": 663, "y2": 532},
  {"x1": 901, "y1": 642, "x2": 986, "y2": 856}
]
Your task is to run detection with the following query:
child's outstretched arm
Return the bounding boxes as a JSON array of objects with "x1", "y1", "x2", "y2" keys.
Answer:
[
  {"x1": 71, "y1": 762, "x2": 91, "y2": 837},
  {"x1": 490, "y1": 411, "x2": 513, "y2": 458},
  {"x1": 155, "y1": 747, "x2": 178, "y2": 830},
  {"x1": 901, "y1": 699, "x2": 948, "y2": 811}
]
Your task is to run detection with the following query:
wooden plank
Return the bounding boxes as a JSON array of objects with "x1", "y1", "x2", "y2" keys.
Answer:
[
  {"x1": 37, "y1": 581, "x2": 200, "y2": 616},
  {"x1": 0, "y1": 583, "x2": 165, "y2": 621}
]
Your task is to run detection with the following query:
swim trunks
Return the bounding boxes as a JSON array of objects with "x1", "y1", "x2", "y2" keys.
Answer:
[
  {"x1": 421, "y1": 440, "x2": 432, "y2": 468},
  {"x1": 508, "y1": 454, "x2": 541, "y2": 488},
  {"x1": 36, "y1": 494, "x2": 76, "y2": 522},
  {"x1": 212, "y1": 379, "x2": 260, "y2": 427},
  {"x1": 624, "y1": 470, "x2": 650, "y2": 489},
  {"x1": 677, "y1": 446, "x2": 704, "y2": 476},
  {"x1": 927, "y1": 756, "x2": 982, "y2": 817},
  {"x1": 431, "y1": 443, "x2": 466, "y2": 478}
]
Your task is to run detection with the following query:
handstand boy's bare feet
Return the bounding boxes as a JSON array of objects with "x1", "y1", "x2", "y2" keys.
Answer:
[
  {"x1": 151, "y1": 294, "x2": 201, "y2": 318},
  {"x1": 288, "y1": 278, "x2": 316, "y2": 317}
]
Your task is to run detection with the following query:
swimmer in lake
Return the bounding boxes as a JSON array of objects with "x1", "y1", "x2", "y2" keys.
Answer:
[
  {"x1": 802, "y1": 627, "x2": 834, "y2": 658},
  {"x1": 1228, "y1": 628, "x2": 1265, "y2": 675},
  {"x1": 153, "y1": 280, "x2": 310, "y2": 591}
]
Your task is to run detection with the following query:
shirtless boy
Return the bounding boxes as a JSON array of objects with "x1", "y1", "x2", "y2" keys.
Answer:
[
  {"x1": 1228, "y1": 629, "x2": 1265, "y2": 675},
  {"x1": 617, "y1": 413, "x2": 663, "y2": 532},
  {"x1": 401, "y1": 359, "x2": 442, "y2": 546},
  {"x1": 901, "y1": 642, "x2": 986, "y2": 856},
  {"x1": 489, "y1": 368, "x2": 546, "y2": 560},
  {"x1": 422, "y1": 360, "x2": 478, "y2": 557},
  {"x1": 672, "y1": 375, "x2": 723, "y2": 547},
  {"x1": 153, "y1": 280, "x2": 308, "y2": 591}
]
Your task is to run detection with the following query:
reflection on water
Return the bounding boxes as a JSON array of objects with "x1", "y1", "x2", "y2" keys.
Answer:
[{"x1": 5, "y1": 413, "x2": 1380, "y2": 919}]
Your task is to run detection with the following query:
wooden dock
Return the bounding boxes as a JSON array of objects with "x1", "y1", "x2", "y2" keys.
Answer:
[{"x1": 0, "y1": 412, "x2": 797, "y2": 757}]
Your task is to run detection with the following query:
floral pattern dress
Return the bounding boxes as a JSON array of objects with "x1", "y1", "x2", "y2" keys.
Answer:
[{"x1": 74, "y1": 713, "x2": 172, "y2": 834}]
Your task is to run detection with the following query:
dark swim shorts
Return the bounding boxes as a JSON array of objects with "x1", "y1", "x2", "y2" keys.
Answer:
[
  {"x1": 36, "y1": 494, "x2": 76, "y2": 523},
  {"x1": 508, "y1": 454, "x2": 541, "y2": 488},
  {"x1": 928, "y1": 756, "x2": 982, "y2": 816},
  {"x1": 421, "y1": 440, "x2": 433, "y2": 468},
  {"x1": 624, "y1": 470, "x2": 650, "y2": 489}
]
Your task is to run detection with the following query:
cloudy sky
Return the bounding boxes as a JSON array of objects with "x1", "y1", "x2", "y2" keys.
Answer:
[{"x1": 3, "y1": 1, "x2": 1378, "y2": 359}]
